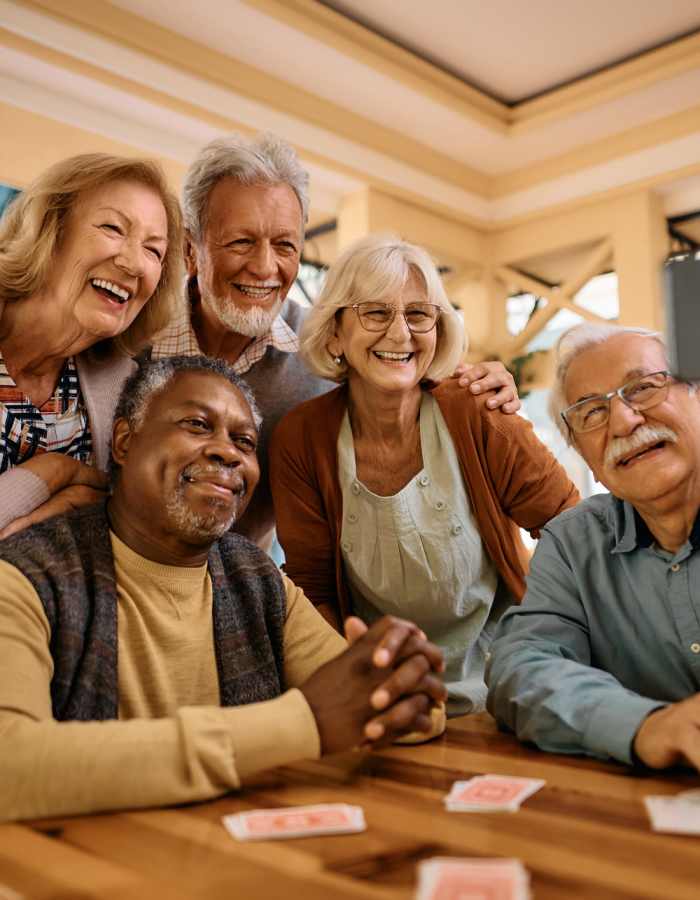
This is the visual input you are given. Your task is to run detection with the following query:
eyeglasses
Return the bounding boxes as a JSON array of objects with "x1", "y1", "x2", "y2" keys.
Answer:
[
  {"x1": 561, "y1": 370, "x2": 673, "y2": 434},
  {"x1": 348, "y1": 301, "x2": 441, "y2": 334}
]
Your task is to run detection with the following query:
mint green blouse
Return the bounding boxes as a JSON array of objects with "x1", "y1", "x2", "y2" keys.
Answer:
[{"x1": 338, "y1": 393, "x2": 511, "y2": 716}]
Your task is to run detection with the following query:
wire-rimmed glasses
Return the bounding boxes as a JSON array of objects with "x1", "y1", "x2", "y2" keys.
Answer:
[
  {"x1": 561, "y1": 370, "x2": 673, "y2": 434},
  {"x1": 347, "y1": 301, "x2": 441, "y2": 334}
]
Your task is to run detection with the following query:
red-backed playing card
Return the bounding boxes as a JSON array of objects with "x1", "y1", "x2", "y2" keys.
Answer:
[
  {"x1": 222, "y1": 803, "x2": 366, "y2": 841},
  {"x1": 445, "y1": 775, "x2": 545, "y2": 812},
  {"x1": 416, "y1": 858, "x2": 530, "y2": 900}
]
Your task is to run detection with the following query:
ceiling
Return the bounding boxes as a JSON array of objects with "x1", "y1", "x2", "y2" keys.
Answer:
[
  {"x1": 323, "y1": 0, "x2": 700, "y2": 103},
  {"x1": 2, "y1": 0, "x2": 700, "y2": 240}
]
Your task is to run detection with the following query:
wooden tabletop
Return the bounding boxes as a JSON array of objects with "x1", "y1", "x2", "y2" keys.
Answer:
[{"x1": 2, "y1": 713, "x2": 700, "y2": 899}]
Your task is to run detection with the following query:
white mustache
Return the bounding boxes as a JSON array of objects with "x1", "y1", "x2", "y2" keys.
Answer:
[
  {"x1": 182, "y1": 464, "x2": 233, "y2": 479},
  {"x1": 604, "y1": 424, "x2": 678, "y2": 468}
]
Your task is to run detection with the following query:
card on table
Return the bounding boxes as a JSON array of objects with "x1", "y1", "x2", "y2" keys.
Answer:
[
  {"x1": 416, "y1": 857, "x2": 530, "y2": 900},
  {"x1": 445, "y1": 775, "x2": 545, "y2": 812},
  {"x1": 222, "y1": 803, "x2": 366, "y2": 841},
  {"x1": 645, "y1": 795, "x2": 700, "y2": 835}
]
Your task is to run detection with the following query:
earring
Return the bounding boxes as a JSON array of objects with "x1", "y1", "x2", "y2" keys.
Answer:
[{"x1": 333, "y1": 355, "x2": 342, "y2": 366}]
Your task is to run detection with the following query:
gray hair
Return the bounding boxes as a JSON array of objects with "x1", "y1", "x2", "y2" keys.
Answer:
[
  {"x1": 182, "y1": 132, "x2": 309, "y2": 241},
  {"x1": 110, "y1": 355, "x2": 262, "y2": 483},
  {"x1": 548, "y1": 322, "x2": 665, "y2": 444},
  {"x1": 300, "y1": 232, "x2": 466, "y2": 382}
]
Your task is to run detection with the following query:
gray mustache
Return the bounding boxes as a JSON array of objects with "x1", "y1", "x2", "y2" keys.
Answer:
[{"x1": 604, "y1": 424, "x2": 678, "y2": 468}]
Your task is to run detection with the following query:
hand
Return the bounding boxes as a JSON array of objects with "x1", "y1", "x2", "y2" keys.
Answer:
[
  {"x1": 0, "y1": 484, "x2": 108, "y2": 539},
  {"x1": 22, "y1": 453, "x2": 107, "y2": 494},
  {"x1": 633, "y1": 697, "x2": 700, "y2": 770},
  {"x1": 452, "y1": 361, "x2": 520, "y2": 414},
  {"x1": 300, "y1": 615, "x2": 446, "y2": 755}
]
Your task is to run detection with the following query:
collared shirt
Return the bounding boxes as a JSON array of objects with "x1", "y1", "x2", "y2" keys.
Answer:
[
  {"x1": 151, "y1": 289, "x2": 299, "y2": 375},
  {"x1": 0, "y1": 353, "x2": 93, "y2": 474},
  {"x1": 486, "y1": 492, "x2": 700, "y2": 765}
]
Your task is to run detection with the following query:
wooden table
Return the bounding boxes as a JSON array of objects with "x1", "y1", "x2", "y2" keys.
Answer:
[{"x1": 2, "y1": 713, "x2": 700, "y2": 899}]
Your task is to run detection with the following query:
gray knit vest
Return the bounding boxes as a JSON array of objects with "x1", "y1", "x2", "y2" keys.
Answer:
[{"x1": 0, "y1": 503, "x2": 287, "y2": 721}]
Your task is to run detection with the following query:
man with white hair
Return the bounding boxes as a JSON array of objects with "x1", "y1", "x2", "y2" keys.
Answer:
[
  {"x1": 152, "y1": 132, "x2": 519, "y2": 547},
  {"x1": 487, "y1": 322, "x2": 700, "y2": 771}
]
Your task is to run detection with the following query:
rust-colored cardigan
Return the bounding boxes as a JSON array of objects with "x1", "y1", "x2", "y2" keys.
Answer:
[{"x1": 270, "y1": 381, "x2": 579, "y2": 628}]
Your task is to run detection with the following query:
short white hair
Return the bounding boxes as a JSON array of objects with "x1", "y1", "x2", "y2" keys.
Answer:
[
  {"x1": 548, "y1": 322, "x2": 666, "y2": 444},
  {"x1": 183, "y1": 132, "x2": 309, "y2": 241},
  {"x1": 300, "y1": 233, "x2": 466, "y2": 382}
]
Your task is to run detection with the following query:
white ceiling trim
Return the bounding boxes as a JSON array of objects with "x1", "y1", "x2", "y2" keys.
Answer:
[
  {"x1": 4, "y1": 0, "x2": 700, "y2": 225},
  {"x1": 6, "y1": 0, "x2": 700, "y2": 174},
  {"x1": 496, "y1": 132, "x2": 700, "y2": 220}
]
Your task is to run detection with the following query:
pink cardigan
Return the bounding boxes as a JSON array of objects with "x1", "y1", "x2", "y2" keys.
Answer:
[{"x1": 270, "y1": 381, "x2": 580, "y2": 627}]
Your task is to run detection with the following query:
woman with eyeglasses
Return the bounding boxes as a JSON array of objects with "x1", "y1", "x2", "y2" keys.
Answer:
[{"x1": 270, "y1": 233, "x2": 579, "y2": 715}]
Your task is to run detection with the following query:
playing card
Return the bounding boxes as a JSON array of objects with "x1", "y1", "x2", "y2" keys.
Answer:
[
  {"x1": 416, "y1": 857, "x2": 530, "y2": 900},
  {"x1": 645, "y1": 795, "x2": 700, "y2": 835},
  {"x1": 222, "y1": 803, "x2": 366, "y2": 841},
  {"x1": 445, "y1": 775, "x2": 545, "y2": 812}
]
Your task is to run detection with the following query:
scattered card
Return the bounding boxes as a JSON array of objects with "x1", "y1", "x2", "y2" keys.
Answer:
[
  {"x1": 445, "y1": 775, "x2": 545, "y2": 812},
  {"x1": 222, "y1": 803, "x2": 366, "y2": 841},
  {"x1": 416, "y1": 857, "x2": 530, "y2": 900},
  {"x1": 645, "y1": 795, "x2": 700, "y2": 835}
]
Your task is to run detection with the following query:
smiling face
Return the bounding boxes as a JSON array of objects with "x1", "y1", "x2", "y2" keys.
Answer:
[
  {"x1": 187, "y1": 180, "x2": 303, "y2": 338},
  {"x1": 565, "y1": 333, "x2": 700, "y2": 508},
  {"x1": 328, "y1": 271, "x2": 438, "y2": 399},
  {"x1": 42, "y1": 179, "x2": 168, "y2": 343},
  {"x1": 111, "y1": 371, "x2": 260, "y2": 556}
]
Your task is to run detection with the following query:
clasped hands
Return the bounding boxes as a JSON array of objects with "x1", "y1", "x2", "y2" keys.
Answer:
[{"x1": 300, "y1": 615, "x2": 446, "y2": 755}]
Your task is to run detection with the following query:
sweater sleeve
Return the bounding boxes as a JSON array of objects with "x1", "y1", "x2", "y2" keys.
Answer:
[
  {"x1": 269, "y1": 414, "x2": 341, "y2": 625},
  {"x1": 476, "y1": 402, "x2": 579, "y2": 535},
  {"x1": 0, "y1": 468, "x2": 51, "y2": 532},
  {"x1": 0, "y1": 563, "x2": 331, "y2": 822}
]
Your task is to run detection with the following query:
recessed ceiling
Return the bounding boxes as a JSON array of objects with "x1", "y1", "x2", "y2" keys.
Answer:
[{"x1": 322, "y1": 0, "x2": 700, "y2": 103}]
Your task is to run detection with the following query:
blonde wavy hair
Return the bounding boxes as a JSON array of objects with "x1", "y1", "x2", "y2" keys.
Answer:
[
  {"x1": 301, "y1": 233, "x2": 466, "y2": 382},
  {"x1": 0, "y1": 153, "x2": 184, "y2": 356}
]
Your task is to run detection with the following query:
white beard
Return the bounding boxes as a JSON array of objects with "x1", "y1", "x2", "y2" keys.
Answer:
[
  {"x1": 165, "y1": 486, "x2": 236, "y2": 543},
  {"x1": 205, "y1": 291, "x2": 283, "y2": 338}
]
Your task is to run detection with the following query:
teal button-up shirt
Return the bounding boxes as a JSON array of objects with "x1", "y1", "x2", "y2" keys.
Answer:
[{"x1": 486, "y1": 492, "x2": 700, "y2": 765}]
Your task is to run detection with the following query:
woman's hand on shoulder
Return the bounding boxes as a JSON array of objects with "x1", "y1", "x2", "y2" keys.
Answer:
[
  {"x1": 0, "y1": 483, "x2": 108, "y2": 539},
  {"x1": 21, "y1": 453, "x2": 107, "y2": 495},
  {"x1": 451, "y1": 361, "x2": 520, "y2": 414}
]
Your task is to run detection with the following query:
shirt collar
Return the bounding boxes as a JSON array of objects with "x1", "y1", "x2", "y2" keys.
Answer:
[
  {"x1": 151, "y1": 281, "x2": 299, "y2": 367},
  {"x1": 612, "y1": 497, "x2": 700, "y2": 553}
]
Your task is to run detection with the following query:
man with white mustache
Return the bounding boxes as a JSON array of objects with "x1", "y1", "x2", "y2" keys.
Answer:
[
  {"x1": 152, "y1": 133, "x2": 520, "y2": 549},
  {"x1": 487, "y1": 322, "x2": 700, "y2": 771}
]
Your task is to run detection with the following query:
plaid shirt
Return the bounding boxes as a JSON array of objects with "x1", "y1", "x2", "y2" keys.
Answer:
[
  {"x1": 151, "y1": 298, "x2": 299, "y2": 375},
  {"x1": 0, "y1": 354, "x2": 93, "y2": 474}
]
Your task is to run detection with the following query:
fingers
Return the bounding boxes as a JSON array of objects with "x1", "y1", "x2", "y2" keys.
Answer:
[
  {"x1": 368, "y1": 616, "x2": 426, "y2": 668},
  {"x1": 455, "y1": 362, "x2": 486, "y2": 387},
  {"x1": 0, "y1": 514, "x2": 34, "y2": 540},
  {"x1": 344, "y1": 616, "x2": 369, "y2": 646},
  {"x1": 364, "y1": 693, "x2": 433, "y2": 742},
  {"x1": 369, "y1": 655, "x2": 446, "y2": 712},
  {"x1": 634, "y1": 697, "x2": 700, "y2": 770},
  {"x1": 71, "y1": 464, "x2": 108, "y2": 489},
  {"x1": 389, "y1": 633, "x2": 445, "y2": 674}
]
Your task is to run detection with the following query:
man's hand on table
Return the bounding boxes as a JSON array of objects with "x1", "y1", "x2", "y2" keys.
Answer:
[
  {"x1": 633, "y1": 695, "x2": 700, "y2": 770},
  {"x1": 299, "y1": 615, "x2": 446, "y2": 754},
  {"x1": 452, "y1": 360, "x2": 520, "y2": 414}
]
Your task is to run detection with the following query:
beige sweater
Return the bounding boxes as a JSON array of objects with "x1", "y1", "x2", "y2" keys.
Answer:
[{"x1": 0, "y1": 532, "x2": 347, "y2": 822}]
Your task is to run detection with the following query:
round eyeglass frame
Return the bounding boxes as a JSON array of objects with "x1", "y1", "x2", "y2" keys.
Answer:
[
  {"x1": 561, "y1": 369, "x2": 673, "y2": 434},
  {"x1": 347, "y1": 301, "x2": 442, "y2": 334}
]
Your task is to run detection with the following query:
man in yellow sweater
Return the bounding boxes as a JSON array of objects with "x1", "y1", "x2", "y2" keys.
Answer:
[{"x1": 0, "y1": 355, "x2": 445, "y2": 822}]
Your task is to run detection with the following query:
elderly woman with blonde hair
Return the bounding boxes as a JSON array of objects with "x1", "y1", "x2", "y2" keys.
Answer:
[
  {"x1": 270, "y1": 234, "x2": 579, "y2": 715},
  {"x1": 0, "y1": 153, "x2": 183, "y2": 537}
]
